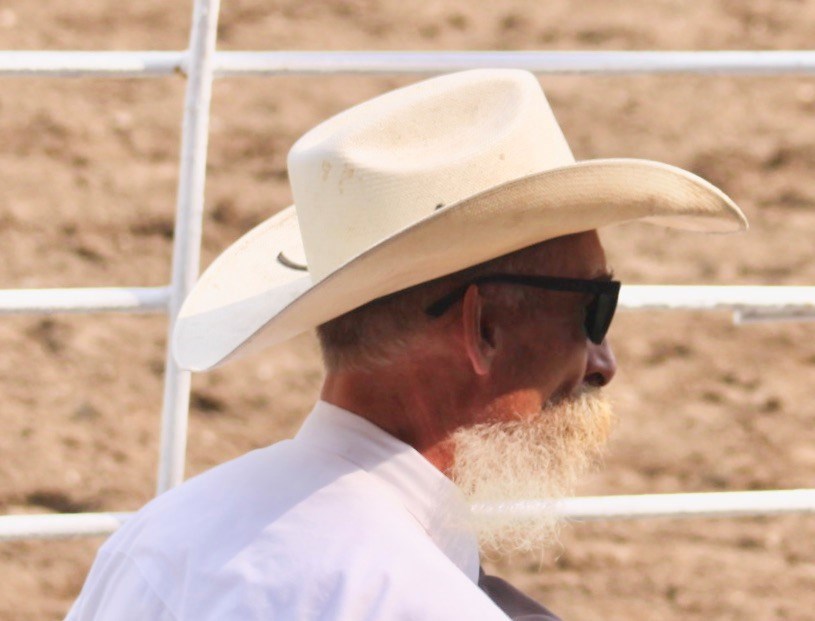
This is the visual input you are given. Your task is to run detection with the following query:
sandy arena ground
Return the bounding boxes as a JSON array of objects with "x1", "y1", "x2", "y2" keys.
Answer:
[{"x1": 2, "y1": 1, "x2": 815, "y2": 619}]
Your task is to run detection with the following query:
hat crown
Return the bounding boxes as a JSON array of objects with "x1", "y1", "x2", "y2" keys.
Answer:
[{"x1": 287, "y1": 69, "x2": 574, "y2": 281}]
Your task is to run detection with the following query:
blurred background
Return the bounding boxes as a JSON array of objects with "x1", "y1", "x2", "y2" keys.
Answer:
[{"x1": 1, "y1": 1, "x2": 814, "y2": 619}]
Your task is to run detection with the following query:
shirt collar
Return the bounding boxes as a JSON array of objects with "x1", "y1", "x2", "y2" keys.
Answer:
[{"x1": 295, "y1": 400, "x2": 480, "y2": 582}]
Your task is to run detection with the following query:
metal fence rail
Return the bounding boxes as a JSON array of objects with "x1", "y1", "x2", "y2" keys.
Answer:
[
  {"x1": 3, "y1": 488, "x2": 814, "y2": 542},
  {"x1": 0, "y1": 286, "x2": 170, "y2": 314},
  {"x1": 1, "y1": 0, "x2": 814, "y2": 541},
  {"x1": 1, "y1": 285, "x2": 813, "y2": 319},
  {"x1": 622, "y1": 285, "x2": 815, "y2": 323},
  {"x1": 5, "y1": 50, "x2": 815, "y2": 78}
]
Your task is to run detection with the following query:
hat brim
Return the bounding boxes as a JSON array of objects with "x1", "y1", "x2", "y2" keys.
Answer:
[{"x1": 173, "y1": 158, "x2": 747, "y2": 371}]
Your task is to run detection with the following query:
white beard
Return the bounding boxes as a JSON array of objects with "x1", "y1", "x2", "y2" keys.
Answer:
[{"x1": 450, "y1": 389, "x2": 615, "y2": 556}]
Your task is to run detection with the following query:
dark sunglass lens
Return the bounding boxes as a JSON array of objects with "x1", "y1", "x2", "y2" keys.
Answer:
[
  {"x1": 584, "y1": 296, "x2": 600, "y2": 343},
  {"x1": 588, "y1": 293, "x2": 617, "y2": 344}
]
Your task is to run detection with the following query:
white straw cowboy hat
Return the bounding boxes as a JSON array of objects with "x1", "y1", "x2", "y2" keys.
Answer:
[{"x1": 173, "y1": 69, "x2": 747, "y2": 371}]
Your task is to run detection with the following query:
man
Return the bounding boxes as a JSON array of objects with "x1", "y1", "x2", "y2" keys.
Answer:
[{"x1": 67, "y1": 69, "x2": 746, "y2": 619}]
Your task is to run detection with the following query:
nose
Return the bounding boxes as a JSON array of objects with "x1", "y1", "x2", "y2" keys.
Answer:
[{"x1": 584, "y1": 338, "x2": 617, "y2": 387}]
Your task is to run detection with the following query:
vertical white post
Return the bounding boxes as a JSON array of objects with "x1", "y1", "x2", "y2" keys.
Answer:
[{"x1": 156, "y1": 0, "x2": 221, "y2": 494}]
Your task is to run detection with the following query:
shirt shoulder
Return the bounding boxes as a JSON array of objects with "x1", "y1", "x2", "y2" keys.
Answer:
[{"x1": 70, "y1": 440, "x2": 509, "y2": 620}]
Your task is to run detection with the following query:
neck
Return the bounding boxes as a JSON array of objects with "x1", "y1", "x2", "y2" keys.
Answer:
[{"x1": 320, "y1": 364, "x2": 474, "y2": 474}]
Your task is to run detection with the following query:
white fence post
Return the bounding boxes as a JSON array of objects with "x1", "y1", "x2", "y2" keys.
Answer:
[{"x1": 155, "y1": 0, "x2": 222, "y2": 494}]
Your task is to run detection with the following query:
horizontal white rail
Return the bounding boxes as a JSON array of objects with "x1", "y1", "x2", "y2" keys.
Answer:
[
  {"x1": 621, "y1": 285, "x2": 815, "y2": 322},
  {"x1": 3, "y1": 489, "x2": 814, "y2": 541},
  {"x1": 3, "y1": 50, "x2": 815, "y2": 78},
  {"x1": 0, "y1": 512, "x2": 131, "y2": 541},
  {"x1": 0, "y1": 51, "x2": 185, "y2": 77},
  {"x1": 621, "y1": 285, "x2": 815, "y2": 310},
  {"x1": 484, "y1": 489, "x2": 815, "y2": 521},
  {"x1": 734, "y1": 308, "x2": 815, "y2": 323},
  {"x1": 0, "y1": 285, "x2": 811, "y2": 318},
  {"x1": 214, "y1": 50, "x2": 815, "y2": 77},
  {"x1": 0, "y1": 286, "x2": 170, "y2": 315}
]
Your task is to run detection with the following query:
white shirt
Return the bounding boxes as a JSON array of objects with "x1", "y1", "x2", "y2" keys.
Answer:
[{"x1": 66, "y1": 401, "x2": 511, "y2": 620}]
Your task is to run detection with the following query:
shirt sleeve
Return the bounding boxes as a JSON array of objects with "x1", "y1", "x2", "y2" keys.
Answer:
[{"x1": 65, "y1": 552, "x2": 177, "y2": 621}]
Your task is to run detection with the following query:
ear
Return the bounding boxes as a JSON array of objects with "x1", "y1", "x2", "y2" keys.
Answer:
[{"x1": 461, "y1": 284, "x2": 499, "y2": 376}]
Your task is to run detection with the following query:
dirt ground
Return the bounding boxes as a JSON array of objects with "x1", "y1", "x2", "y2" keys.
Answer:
[{"x1": 2, "y1": 1, "x2": 815, "y2": 619}]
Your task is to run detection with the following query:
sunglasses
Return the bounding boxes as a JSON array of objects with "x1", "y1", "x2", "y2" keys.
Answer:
[{"x1": 425, "y1": 273, "x2": 621, "y2": 344}]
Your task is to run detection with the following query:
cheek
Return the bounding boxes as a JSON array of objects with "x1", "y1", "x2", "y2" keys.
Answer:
[
  {"x1": 483, "y1": 337, "x2": 589, "y2": 424},
  {"x1": 551, "y1": 348, "x2": 590, "y2": 399},
  {"x1": 524, "y1": 328, "x2": 589, "y2": 400},
  {"x1": 496, "y1": 324, "x2": 588, "y2": 401}
]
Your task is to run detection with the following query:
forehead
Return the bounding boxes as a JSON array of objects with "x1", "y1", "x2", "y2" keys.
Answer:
[{"x1": 519, "y1": 231, "x2": 608, "y2": 278}]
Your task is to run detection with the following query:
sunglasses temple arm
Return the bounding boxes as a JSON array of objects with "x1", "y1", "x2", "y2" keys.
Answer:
[{"x1": 425, "y1": 286, "x2": 469, "y2": 317}]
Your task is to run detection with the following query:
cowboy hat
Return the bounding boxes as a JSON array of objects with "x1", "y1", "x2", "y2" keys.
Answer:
[{"x1": 173, "y1": 69, "x2": 747, "y2": 371}]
